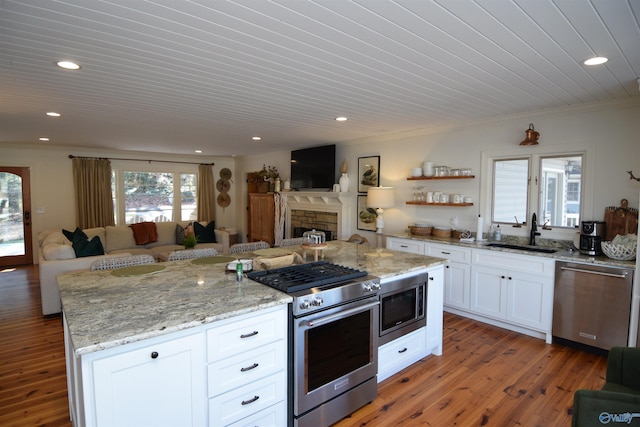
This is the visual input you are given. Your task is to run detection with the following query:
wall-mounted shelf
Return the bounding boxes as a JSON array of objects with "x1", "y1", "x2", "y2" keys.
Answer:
[
  {"x1": 406, "y1": 201, "x2": 474, "y2": 207},
  {"x1": 407, "y1": 175, "x2": 475, "y2": 181}
]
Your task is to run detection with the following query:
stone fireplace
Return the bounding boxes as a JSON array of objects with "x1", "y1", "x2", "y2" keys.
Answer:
[{"x1": 280, "y1": 192, "x2": 354, "y2": 240}]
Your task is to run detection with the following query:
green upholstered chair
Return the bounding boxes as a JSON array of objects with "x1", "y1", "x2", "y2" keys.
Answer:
[{"x1": 572, "y1": 347, "x2": 640, "y2": 426}]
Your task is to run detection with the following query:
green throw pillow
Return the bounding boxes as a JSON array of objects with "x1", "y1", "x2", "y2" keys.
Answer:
[
  {"x1": 194, "y1": 221, "x2": 216, "y2": 243},
  {"x1": 72, "y1": 235, "x2": 105, "y2": 257}
]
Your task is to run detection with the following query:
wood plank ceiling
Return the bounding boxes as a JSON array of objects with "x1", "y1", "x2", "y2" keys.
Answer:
[{"x1": 1, "y1": 0, "x2": 638, "y2": 156}]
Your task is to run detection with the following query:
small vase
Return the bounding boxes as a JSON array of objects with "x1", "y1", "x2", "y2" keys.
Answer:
[{"x1": 339, "y1": 173, "x2": 350, "y2": 192}]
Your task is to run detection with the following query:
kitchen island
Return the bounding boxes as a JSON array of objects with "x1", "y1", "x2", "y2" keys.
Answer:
[{"x1": 58, "y1": 240, "x2": 446, "y2": 427}]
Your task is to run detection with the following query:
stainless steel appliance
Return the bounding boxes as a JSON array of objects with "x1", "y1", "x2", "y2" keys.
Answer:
[
  {"x1": 378, "y1": 272, "x2": 427, "y2": 346},
  {"x1": 247, "y1": 262, "x2": 380, "y2": 427},
  {"x1": 579, "y1": 221, "x2": 606, "y2": 255},
  {"x1": 553, "y1": 261, "x2": 634, "y2": 350}
]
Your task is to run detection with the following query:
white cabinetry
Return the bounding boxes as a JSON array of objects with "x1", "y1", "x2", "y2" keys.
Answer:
[
  {"x1": 207, "y1": 307, "x2": 287, "y2": 427},
  {"x1": 65, "y1": 305, "x2": 287, "y2": 427},
  {"x1": 423, "y1": 242, "x2": 471, "y2": 311},
  {"x1": 386, "y1": 236, "x2": 424, "y2": 254},
  {"x1": 470, "y1": 249, "x2": 555, "y2": 343},
  {"x1": 385, "y1": 236, "x2": 556, "y2": 343},
  {"x1": 65, "y1": 324, "x2": 206, "y2": 427}
]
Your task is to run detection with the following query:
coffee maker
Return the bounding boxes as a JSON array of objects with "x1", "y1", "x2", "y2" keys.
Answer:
[{"x1": 579, "y1": 221, "x2": 606, "y2": 255}]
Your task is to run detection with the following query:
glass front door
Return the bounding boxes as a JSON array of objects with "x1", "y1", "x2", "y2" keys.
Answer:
[{"x1": 0, "y1": 167, "x2": 32, "y2": 266}]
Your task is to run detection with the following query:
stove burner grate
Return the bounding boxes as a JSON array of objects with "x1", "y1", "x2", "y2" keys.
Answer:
[{"x1": 247, "y1": 261, "x2": 367, "y2": 293}]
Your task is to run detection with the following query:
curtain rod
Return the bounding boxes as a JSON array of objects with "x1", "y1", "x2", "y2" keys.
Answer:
[{"x1": 69, "y1": 155, "x2": 214, "y2": 166}]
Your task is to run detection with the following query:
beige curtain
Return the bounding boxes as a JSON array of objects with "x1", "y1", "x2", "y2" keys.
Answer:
[
  {"x1": 72, "y1": 158, "x2": 115, "y2": 228},
  {"x1": 197, "y1": 164, "x2": 216, "y2": 222}
]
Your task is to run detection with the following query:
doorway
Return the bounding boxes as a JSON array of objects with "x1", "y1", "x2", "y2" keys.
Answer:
[{"x1": 0, "y1": 167, "x2": 33, "y2": 266}]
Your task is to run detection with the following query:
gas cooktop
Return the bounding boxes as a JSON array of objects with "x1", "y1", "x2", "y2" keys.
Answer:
[{"x1": 246, "y1": 261, "x2": 368, "y2": 293}]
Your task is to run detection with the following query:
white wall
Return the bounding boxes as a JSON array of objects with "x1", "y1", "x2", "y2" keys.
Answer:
[
  {"x1": 2, "y1": 98, "x2": 638, "y2": 258},
  {"x1": 0, "y1": 143, "x2": 235, "y2": 259},
  {"x1": 240, "y1": 98, "x2": 640, "y2": 244}
]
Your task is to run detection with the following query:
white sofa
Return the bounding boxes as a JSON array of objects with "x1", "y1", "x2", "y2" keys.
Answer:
[{"x1": 38, "y1": 221, "x2": 230, "y2": 315}]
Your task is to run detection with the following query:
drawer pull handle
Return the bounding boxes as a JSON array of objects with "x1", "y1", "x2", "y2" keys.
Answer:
[
  {"x1": 240, "y1": 331, "x2": 259, "y2": 339},
  {"x1": 441, "y1": 251, "x2": 451, "y2": 255},
  {"x1": 429, "y1": 276, "x2": 434, "y2": 280},
  {"x1": 241, "y1": 395, "x2": 260, "y2": 405},
  {"x1": 150, "y1": 351, "x2": 159, "y2": 359},
  {"x1": 398, "y1": 347, "x2": 408, "y2": 353},
  {"x1": 400, "y1": 245, "x2": 408, "y2": 248},
  {"x1": 240, "y1": 363, "x2": 259, "y2": 372}
]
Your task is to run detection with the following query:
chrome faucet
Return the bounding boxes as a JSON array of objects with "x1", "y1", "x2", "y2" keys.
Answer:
[{"x1": 529, "y1": 212, "x2": 541, "y2": 245}]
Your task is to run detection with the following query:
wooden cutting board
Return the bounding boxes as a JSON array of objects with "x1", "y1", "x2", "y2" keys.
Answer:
[{"x1": 604, "y1": 199, "x2": 638, "y2": 241}]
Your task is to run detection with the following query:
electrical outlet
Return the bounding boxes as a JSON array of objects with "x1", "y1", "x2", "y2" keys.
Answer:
[
  {"x1": 35, "y1": 207, "x2": 46, "y2": 214},
  {"x1": 450, "y1": 216, "x2": 458, "y2": 227}
]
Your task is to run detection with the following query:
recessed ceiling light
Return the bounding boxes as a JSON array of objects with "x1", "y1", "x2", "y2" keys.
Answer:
[
  {"x1": 252, "y1": 136, "x2": 262, "y2": 141},
  {"x1": 583, "y1": 56, "x2": 608, "y2": 66},
  {"x1": 56, "y1": 60, "x2": 81, "y2": 70},
  {"x1": 39, "y1": 137, "x2": 50, "y2": 141},
  {"x1": 335, "y1": 116, "x2": 348, "y2": 122},
  {"x1": 195, "y1": 150, "x2": 202, "y2": 153},
  {"x1": 46, "y1": 112, "x2": 61, "y2": 117}
]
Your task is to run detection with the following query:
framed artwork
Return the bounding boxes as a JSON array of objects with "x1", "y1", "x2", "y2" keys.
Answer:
[
  {"x1": 357, "y1": 195, "x2": 377, "y2": 231},
  {"x1": 358, "y1": 156, "x2": 380, "y2": 193}
]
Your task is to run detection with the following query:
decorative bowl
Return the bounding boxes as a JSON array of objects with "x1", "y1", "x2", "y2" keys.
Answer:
[{"x1": 601, "y1": 242, "x2": 636, "y2": 260}]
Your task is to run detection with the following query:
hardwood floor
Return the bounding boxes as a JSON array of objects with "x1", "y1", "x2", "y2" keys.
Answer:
[{"x1": 0, "y1": 265, "x2": 606, "y2": 427}]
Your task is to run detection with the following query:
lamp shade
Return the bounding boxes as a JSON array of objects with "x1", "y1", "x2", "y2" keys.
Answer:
[{"x1": 367, "y1": 186, "x2": 395, "y2": 209}]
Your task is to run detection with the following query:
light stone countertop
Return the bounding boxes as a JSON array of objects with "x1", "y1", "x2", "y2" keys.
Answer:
[
  {"x1": 387, "y1": 233, "x2": 637, "y2": 269},
  {"x1": 58, "y1": 240, "x2": 446, "y2": 355}
]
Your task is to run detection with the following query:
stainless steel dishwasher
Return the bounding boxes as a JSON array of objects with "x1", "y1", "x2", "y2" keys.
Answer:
[{"x1": 553, "y1": 261, "x2": 634, "y2": 351}]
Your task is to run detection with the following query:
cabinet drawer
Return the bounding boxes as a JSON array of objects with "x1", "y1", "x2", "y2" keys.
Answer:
[
  {"x1": 424, "y1": 243, "x2": 471, "y2": 263},
  {"x1": 207, "y1": 308, "x2": 286, "y2": 362},
  {"x1": 208, "y1": 341, "x2": 285, "y2": 397},
  {"x1": 209, "y1": 373, "x2": 286, "y2": 427},
  {"x1": 378, "y1": 327, "x2": 427, "y2": 382},
  {"x1": 226, "y1": 402, "x2": 285, "y2": 427},
  {"x1": 472, "y1": 249, "x2": 554, "y2": 276},
  {"x1": 387, "y1": 238, "x2": 424, "y2": 254}
]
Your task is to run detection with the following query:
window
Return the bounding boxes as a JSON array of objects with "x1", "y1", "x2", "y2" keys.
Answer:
[
  {"x1": 111, "y1": 169, "x2": 198, "y2": 224},
  {"x1": 489, "y1": 152, "x2": 584, "y2": 230}
]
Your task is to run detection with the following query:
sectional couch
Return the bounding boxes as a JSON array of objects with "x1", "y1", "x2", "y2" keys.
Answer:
[{"x1": 38, "y1": 221, "x2": 231, "y2": 315}]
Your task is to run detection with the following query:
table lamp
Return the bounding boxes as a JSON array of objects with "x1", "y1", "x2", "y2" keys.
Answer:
[{"x1": 367, "y1": 186, "x2": 395, "y2": 234}]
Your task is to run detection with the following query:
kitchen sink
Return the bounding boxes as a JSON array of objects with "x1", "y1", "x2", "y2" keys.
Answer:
[{"x1": 484, "y1": 243, "x2": 557, "y2": 254}]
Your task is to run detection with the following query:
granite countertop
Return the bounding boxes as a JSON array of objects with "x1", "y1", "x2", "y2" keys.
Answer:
[
  {"x1": 59, "y1": 241, "x2": 445, "y2": 355},
  {"x1": 387, "y1": 233, "x2": 637, "y2": 269}
]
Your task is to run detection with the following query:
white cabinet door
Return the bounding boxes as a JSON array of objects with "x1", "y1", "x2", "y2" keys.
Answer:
[
  {"x1": 507, "y1": 270, "x2": 549, "y2": 331},
  {"x1": 91, "y1": 333, "x2": 206, "y2": 427},
  {"x1": 443, "y1": 262, "x2": 471, "y2": 310},
  {"x1": 386, "y1": 237, "x2": 424, "y2": 254},
  {"x1": 426, "y1": 265, "x2": 444, "y2": 356},
  {"x1": 470, "y1": 265, "x2": 507, "y2": 320},
  {"x1": 424, "y1": 242, "x2": 471, "y2": 311}
]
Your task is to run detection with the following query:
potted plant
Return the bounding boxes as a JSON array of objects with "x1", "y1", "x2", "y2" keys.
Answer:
[
  {"x1": 183, "y1": 232, "x2": 197, "y2": 249},
  {"x1": 250, "y1": 165, "x2": 280, "y2": 192}
]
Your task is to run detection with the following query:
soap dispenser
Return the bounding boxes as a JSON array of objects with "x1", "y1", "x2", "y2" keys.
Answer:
[{"x1": 495, "y1": 225, "x2": 502, "y2": 241}]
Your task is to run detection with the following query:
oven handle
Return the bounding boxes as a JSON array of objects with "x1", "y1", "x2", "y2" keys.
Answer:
[{"x1": 304, "y1": 301, "x2": 380, "y2": 328}]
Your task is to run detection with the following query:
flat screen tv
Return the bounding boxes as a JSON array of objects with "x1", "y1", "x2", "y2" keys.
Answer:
[{"x1": 290, "y1": 144, "x2": 336, "y2": 191}]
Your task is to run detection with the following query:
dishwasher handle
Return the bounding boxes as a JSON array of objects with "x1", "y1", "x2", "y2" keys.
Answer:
[{"x1": 560, "y1": 265, "x2": 628, "y2": 279}]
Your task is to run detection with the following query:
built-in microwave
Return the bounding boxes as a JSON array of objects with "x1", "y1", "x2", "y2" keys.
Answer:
[{"x1": 378, "y1": 272, "x2": 427, "y2": 346}]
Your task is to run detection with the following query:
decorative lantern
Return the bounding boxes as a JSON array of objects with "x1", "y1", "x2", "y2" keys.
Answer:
[{"x1": 520, "y1": 123, "x2": 540, "y2": 145}]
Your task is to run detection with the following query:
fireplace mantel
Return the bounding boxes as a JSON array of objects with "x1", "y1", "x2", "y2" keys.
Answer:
[{"x1": 280, "y1": 191, "x2": 354, "y2": 240}]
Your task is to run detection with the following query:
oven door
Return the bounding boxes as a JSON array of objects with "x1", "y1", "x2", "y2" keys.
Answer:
[{"x1": 293, "y1": 296, "x2": 379, "y2": 416}]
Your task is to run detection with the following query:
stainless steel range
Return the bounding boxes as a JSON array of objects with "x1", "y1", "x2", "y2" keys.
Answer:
[{"x1": 247, "y1": 261, "x2": 381, "y2": 427}]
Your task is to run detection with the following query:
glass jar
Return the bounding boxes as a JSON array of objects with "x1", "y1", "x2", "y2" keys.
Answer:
[{"x1": 302, "y1": 229, "x2": 326, "y2": 246}]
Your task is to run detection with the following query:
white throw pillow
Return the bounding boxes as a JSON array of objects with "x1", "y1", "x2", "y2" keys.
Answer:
[
  {"x1": 42, "y1": 231, "x2": 71, "y2": 246},
  {"x1": 42, "y1": 243, "x2": 76, "y2": 260}
]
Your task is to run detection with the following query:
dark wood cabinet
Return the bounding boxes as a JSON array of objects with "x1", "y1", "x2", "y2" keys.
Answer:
[{"x1": 248, "y1": 193, "x2": 275, "y2": 245}]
